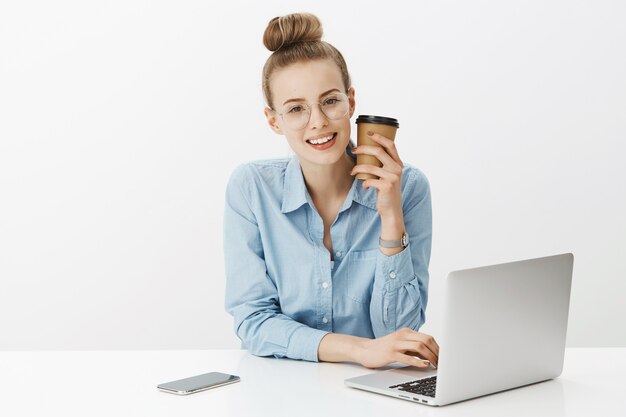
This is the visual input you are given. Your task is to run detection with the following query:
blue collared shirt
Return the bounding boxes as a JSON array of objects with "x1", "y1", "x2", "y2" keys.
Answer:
[{"x1": 223, "y1": 150, "x2": 432, "y2": 362}]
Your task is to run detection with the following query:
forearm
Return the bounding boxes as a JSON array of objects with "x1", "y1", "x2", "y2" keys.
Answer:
[
  {"x1": 317, "y1": 333, "x2": 370, "y2": 364},
  {"x1": 319, "y1": 329, "x2": 437, "y2": 369}
]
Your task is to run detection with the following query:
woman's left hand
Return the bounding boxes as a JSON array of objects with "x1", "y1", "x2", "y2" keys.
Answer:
[{"x1": 350, "y1": 130, "x2": 404, "y2": 219}]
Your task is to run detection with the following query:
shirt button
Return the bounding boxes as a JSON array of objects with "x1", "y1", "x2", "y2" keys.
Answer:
[
  {"x1": 389, "y1": 271, "x2": 397, "y2": 279},
  {"x1": 336, "y1": 251, "x2": 342, "y2": 258},
  {"x1": 322, "y1": 317, "x2": 329, "y2": 324},
  {"x1": 322, "y1": 281, "x2": 329, "y2": 289}
]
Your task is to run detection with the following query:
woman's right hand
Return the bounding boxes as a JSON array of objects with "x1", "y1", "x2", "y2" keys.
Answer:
[{"x1": 356, "y1": 328, "x2": 440, "y2": 369}]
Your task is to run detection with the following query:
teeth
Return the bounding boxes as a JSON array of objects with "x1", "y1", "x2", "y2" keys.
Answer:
[{"x1": 308, "y1": 134, "x2": 334, "y2": 145}]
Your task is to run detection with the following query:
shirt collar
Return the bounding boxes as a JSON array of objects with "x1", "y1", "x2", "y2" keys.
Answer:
[
  {"x1": 281, "y1": 147, "x2": 378, "y2": 214},
  {"x1": 342, "y1": 145, "x2": 378, "y2": 212},
  {"x1": 281, "y1": 156, "x2": 309, "y2": 213},
  {"x1": 349, "y1": 177, "x2": 378, "y2": 211}
]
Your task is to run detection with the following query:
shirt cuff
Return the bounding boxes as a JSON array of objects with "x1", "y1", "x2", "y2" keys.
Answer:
[
  {"x1": 376, "y1": 243, "x2": 416, "y2": 292},
  {"x1": 286, "y1": 326, "x2": 330, "y2": 362}
]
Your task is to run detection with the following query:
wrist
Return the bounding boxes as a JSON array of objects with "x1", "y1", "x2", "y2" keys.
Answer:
[
  {"x1": 353, "y1": 337, "x2": 372, "y2": 365},
  {"x1": 318, "y1": 333, "x2": 370, "y2": 364},
  {"x1": 380, "y1": 210, "x2": 404, "y2": 225},
  {"x1": 380, "y1": 213, "x2": 405, "y2": 241}
]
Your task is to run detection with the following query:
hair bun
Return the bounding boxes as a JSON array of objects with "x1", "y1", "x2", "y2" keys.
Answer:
[{"x1": 263, "y1": 13, "x2": 323, "y2": 52}]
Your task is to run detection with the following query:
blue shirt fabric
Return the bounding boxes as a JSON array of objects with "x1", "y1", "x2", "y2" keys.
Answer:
[{"x1": 223, "y1": 149, "x2": 432, "y2": 362}]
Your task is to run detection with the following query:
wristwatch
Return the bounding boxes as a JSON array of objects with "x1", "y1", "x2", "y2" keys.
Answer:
[{"x1": 379, "y1": 231, "x2": 409, "y2": 248}]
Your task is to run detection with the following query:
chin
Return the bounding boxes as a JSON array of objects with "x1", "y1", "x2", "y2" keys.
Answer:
[{"x1": 302, "y1": 139, "x2": 349, "y2": 165}]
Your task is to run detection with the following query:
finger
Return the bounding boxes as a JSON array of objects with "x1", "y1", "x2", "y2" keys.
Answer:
[
  {"x1": 397, "y1": 341, "x2": 438, "y2": 365},
  {"x1": 431, "y1": 337, "x2": 440, "y2": 354},
  {"x1": 405, "y1": 352, "x2": 437, "y2": 369},
  {"x1": 395, "y1": 353, "x2": 431, "y2": 368},
  {"x1": 366, "y1": 131, "x2": 403, "y2": 165},
  {"x1": 417, "y1": 334, "x2": 440, "y2": 362},
  {"x1": 415, "y1": 339, "x2": 439, "y2": 367},
  {"x1": 352, "y1": 144, "x2": 397, "y2": 168},
  {"x1": 399, "y1": 330, "x2": 440, "y2": 364},
  {"x1": 399, "y1": 329, "x2": 439, "y2": 354},
  {"x1": 360, "y1": 178, "x2": 391, "y2": 193},
  {"x1": 351, "y1": 164, "x2": 399, "y2": 182}
]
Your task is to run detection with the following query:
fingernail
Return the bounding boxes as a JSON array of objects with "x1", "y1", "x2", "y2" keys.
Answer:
[
  {"x1": 367, "y1": 130, "x2": 373, "y2": 136},
  {"x1": 351, "y1": 147, "x2": 357, "y2": 152}
]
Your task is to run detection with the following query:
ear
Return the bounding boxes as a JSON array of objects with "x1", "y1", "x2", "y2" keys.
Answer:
[
  {"x1": 347, "y1": 87, "x2": 356, "y2": 118},
  {"x1": 264, "y1": 107, "x2": 284, "y2": 135}
]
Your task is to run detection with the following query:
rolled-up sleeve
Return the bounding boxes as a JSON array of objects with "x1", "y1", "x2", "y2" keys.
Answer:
[
  {"x1": 370, "y1": 170, "x2": 432, "y2": 336},
  {"x1": 223, "y1": 166, "x2": 328, "y2": 361}
]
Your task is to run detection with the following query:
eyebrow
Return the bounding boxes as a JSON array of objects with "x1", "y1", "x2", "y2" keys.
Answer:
[{"x1": 282, "y1": 88, "x2": 342, "y2": 106}]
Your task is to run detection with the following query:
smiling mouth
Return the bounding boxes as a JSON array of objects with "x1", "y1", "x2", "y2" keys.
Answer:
[{"x1": 306, "y1": 133, "x2": 337, "y2": 145}]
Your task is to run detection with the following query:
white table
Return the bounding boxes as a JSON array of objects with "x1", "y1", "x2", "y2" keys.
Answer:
[{"x1": 1, "y1": 348, "x2": 624, "y2": 416}]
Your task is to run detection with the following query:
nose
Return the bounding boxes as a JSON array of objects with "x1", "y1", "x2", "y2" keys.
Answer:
[{"x1": 307, "y1": 103, "x2": 329, "y2": 129}]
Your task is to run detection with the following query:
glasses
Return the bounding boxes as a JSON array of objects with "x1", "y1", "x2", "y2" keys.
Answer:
[{"x1": 274, "y1": 92, "x2": 350, "y2": 130}]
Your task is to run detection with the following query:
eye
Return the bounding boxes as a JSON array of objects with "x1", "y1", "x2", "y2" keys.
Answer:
[
  {"x1": 323, "y1": 97, "x2": 339, "y2": 105},
  {"x1": 287, "y1": 105, "x2": 304, "y2": 113}
]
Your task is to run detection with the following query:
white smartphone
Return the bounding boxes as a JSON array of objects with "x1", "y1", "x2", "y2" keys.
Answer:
[{"x1": 157, "y1": 371, "x2": 240, "y2": 395}]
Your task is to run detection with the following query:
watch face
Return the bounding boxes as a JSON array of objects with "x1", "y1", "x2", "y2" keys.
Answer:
[{"x1": 401, "y1": 233, "x2": 409, "y2": 247}]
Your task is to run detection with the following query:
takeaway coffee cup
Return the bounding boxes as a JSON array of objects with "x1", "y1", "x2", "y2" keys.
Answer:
[{"x1": 355, "y1": 115, "x2": 400, "y2": 180}]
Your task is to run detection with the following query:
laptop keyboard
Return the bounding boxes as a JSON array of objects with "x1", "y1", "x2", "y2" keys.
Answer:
[{"x1": 389, "y1": 376, "x2": 437, "y2": 398}]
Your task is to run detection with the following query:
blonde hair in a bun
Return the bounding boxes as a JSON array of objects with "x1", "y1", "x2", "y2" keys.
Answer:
[
  {"x1": 262, "y1": 12, "x2": 351, "y2": 109},
  {"x1": 263, "y1": 13, "x2": 323, "y2": 51}
]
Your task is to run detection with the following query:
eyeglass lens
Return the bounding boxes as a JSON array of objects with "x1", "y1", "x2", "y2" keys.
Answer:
[{"x1": 281, "y1": 93, "x2": 349, "y2": 129}]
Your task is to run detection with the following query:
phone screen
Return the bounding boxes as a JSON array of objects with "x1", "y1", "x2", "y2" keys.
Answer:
[{"x1": 157, "y1": 372, "x2": 240, "y2": 395}]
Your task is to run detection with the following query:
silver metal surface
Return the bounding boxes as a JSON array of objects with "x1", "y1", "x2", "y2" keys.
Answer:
[
  {"x1": 157, "y1": 372, "x2": 240, "y2": 395},
  {"x1": 345, "y1": 253, "x2": 574, "y2": 406}
]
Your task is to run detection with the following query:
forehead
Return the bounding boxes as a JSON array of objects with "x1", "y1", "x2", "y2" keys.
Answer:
[{"x1": 270, "y1": 59, "x2": 344, "y2": 105}]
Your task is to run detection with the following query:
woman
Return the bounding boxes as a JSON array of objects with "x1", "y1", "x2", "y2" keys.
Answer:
[{"x1": 224, "y1": 13, "x2": 438, "y2": 369}]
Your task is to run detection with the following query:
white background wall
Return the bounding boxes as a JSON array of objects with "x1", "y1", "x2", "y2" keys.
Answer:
[{"x1": 1, "y1": 0, "x2": 625, "y2": 350}]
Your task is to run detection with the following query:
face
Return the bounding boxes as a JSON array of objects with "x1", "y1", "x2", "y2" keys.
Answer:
[{"x1": 264, "y1": 59, "x2": 355, "y2": 168}]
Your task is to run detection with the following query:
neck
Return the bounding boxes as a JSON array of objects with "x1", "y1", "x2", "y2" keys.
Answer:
[{"x1": 300, "y1": 153, "x2": 355, "y2": 203}]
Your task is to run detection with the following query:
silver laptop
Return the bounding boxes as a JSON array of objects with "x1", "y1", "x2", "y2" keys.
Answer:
[{"x1": 345, "y1": 253, "x2": 574, "y2": 406}]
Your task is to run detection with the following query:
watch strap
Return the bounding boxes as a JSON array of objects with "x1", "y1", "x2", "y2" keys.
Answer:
[{"x1": 379, "y1": 232, "x2": 409, "y2": 248}]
